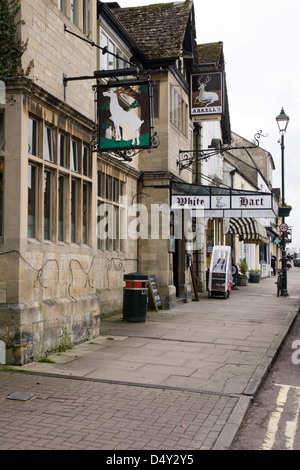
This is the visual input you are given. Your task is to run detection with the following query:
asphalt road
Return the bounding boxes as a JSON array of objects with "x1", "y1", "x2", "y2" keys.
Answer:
[{"x1": 230, "y1": 300, "x2": 300, "y2": 450}]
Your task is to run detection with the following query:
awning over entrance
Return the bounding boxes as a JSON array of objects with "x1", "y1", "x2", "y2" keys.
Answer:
[{"x1": 229, "y1": 218, "x2": 269, "y2": 244}]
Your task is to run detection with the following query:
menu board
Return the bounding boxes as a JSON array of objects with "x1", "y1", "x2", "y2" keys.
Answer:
[{"x1": 148, "y1": 275, "x2": 163, "y2": 311}]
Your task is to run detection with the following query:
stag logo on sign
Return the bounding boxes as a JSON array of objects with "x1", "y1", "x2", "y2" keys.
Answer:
[
  {"x1": 103, "y1": 88, "x2": 144, "y2": 146},
  {"x1": 191, "y1": 72, "x2": 222, "y2": 116},
  {"x1": 195, "y1": 76, "x2": 219, "y2": 107},
  {"x1": 98, "y1": 82, "x2": 151, "y2": 151}
]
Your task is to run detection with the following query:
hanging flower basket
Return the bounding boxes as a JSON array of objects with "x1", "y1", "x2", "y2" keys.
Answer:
[{"x1": 278, "y1": 205, "x2": 292, "y2": 217}]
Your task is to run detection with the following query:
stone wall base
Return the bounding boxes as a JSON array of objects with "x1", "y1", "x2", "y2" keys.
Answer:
[
  {"x1": 0, "y1": 295, "x2": 100, "y2": 365},
  {"x1": 97, "y1": 287, "x2": 124, "y2": 317}
]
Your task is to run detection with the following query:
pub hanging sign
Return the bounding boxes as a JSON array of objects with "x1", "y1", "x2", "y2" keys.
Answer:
[
  {"x1": 190, "y1": 72, "x2": 223, "y2": 117},
  {"x1": 97, "y1": 80, "x2": 151, "y2": 151}
]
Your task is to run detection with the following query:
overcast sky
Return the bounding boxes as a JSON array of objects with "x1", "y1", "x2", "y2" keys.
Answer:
[{"x1": 115, "y1": 0, "x2": 300, "y2": 250}]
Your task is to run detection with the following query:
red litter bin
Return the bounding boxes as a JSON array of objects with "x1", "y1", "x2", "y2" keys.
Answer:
[{"x1": 123, "y1": 273, "x2": 148, "y2": 322}]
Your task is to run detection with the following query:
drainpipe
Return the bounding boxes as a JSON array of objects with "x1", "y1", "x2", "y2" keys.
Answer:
[
  {"x1": 194, "y1": 123, "x2": 201, "y2": 278},
  {"x1": 195, "y1": 123, "x2": 201, "y2": 186}
]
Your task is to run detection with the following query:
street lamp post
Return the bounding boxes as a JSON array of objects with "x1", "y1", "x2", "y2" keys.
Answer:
[{"x1": 276, "y1": 108, "x2": 290, "y2": 297}]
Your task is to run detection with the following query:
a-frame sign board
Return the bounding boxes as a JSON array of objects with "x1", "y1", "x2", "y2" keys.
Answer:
[{"x1": 148, "y1": 275, "x2": 164, "y2": 311}]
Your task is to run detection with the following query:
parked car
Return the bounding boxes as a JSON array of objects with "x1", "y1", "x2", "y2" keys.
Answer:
[{"x1": 293, "y1": 253, "x2": 300, "y2": 266}]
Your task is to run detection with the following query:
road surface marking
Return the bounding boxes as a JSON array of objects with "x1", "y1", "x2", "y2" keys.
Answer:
[
  {"x1": 285, "y1": 388, "x2": 300, "y2": 450},
  {"x1": 261, "y1": 384, "x2": 300, "y2": 450},
  {"x1": 261, "y1": 384, "x2": 289, "y2": 450}
]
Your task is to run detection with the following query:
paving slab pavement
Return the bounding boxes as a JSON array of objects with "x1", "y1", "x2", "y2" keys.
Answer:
[{"x1": 0, "y1": 268, "x2": 300, "y2": 450}]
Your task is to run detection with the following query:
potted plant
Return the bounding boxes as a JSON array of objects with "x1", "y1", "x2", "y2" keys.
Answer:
[
  {"x1": 238, "y1": 259, "x2": 248, "y2": 286},
  {"x1": 249, "y1": 269, "x2": 261, "y2": 283}
]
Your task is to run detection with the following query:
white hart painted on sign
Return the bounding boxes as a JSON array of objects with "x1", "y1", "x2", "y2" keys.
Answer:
[
  {"x1": 195, "y1": 76, "x2": 219, "y2": 107},
  {"x1": 103, "y1": 88, "x2": 144, "y2": 146}
]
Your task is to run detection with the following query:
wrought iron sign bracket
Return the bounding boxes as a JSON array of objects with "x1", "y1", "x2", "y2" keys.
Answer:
[
  {"x1": 177, "y1": 130, "x2": 267, "y2": 173},
  {"x1": 94, "y1": 130, "x2": 160, "y2": 163},
  {"x1": 63, "y1": 68, "x2": 141, "y2": 99}
]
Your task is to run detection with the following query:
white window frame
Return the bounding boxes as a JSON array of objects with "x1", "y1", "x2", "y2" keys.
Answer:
[
  {"x1": 44, "y1": 125, "x2": 54, "y2": 162},
  {"x1": 58, "y1": 0, "x2": 66, "y2": 14},
  {"x1": 170, "y1": 85, "x2": 188, "y2": 137},
  {"x1": 99, "y1": 27, "x2": 131, "y2": 72},
  {"x1": 43, "y1": 169, "x2": 53, "y2": 240},
  {"x1": 28, "y1": 117, "x2": 39, "y2": 156},
  {"x1": 71, "y1": 0, "x2": 78, "y2": 26},
  {"x1": 0, "y1": 112, "x2": 4, "y2": 151},
  {"x1": 28, "y1": 164, "x2": 38, "y2": 239},
  {"x1": 71, "y1": 139, "x2": 79, "y2": 172},
  {"x1": 83, "y1": 0, "x2": 91, "y2": 37},
  {"x1": 97, "y1": 170, "x2": 125, "y2": 252}
]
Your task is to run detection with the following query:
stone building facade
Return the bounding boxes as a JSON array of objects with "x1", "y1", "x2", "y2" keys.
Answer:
[{"x1": 2, "y1": 0, "x2": 222, "y2": 363}]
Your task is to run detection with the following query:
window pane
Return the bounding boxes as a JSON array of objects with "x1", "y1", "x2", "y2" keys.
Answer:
[
  {"x1": 71, "y1": 140, "x2": 78, "y2": 171},
  {"x1": 108, "y1": 40, "x2": 114, "y2": 69},
  {"x1": 58, "y1": 175, "x2": 65, "y2": 241},
  {"x1": 82, "y1": 183, "x2": 89, "y2": 244},
  {"x1": 28, "y1": 165, "x2": 37, "y2": 238},
  {"x1": 97, "y1": 202, "x2": 104, "y2": 250},
  {"x1": 58, "y1": 133, "x2": 66, "y2": 167},
  {"x1": 44, "y1": 171, "x2": 51, "y2": 240},
  {"x1": 0, "y1": 114, "x2": 4, "y2": 151},
  {"x1": 113, "y1": 178, "x2": 119, "y2": 202},
  {"x1": 113, "y1": 206, "x2": 118, "y2": 251},
  {"x1": 59, "y1": 0, "x2": 66, "y2": 13},
  {"x1": 71, "y1": 179, "x2": 78, "y2": 243},
  {"x1": 98, "y1": 171, "x2": 103, "y2": 198},
  {"x1": 176, "y1": 92, "x2": 180, "y2": 127},
  {"x1": 83, "y1": 145, "x2": 90, "y2": 176},
  {"x1": 100, "y1": 32, "x2": 108, "y2": 71},
  {"x1": 28, "y1": 118, "x2": 38, "y2": 156},
  {"x1": 44, "y1": 126, "x2": 53, "y2": 161},
  {"x1": 170, "y1": 86, "x2": 185, "y2": 133},
  {"x1": 152, "y1": 82, "x2": 159, "y2": 119},
  {"x1": 71, "y1": 0, "x2": 78, "y2": 25},
  {"x1": 0, "y1": 160, "x2": 3, "y2": 237},
  {"x1": 83, "y1": 0, "x2": 91, "y2": 36},
  {"x1": 116, "y1": 47, "x2": 122, "y2": 69},
  {"x1": 170, "y1": 86, "x2": 174, "y2": 122},
  {"x1": 120, "y1": 206, "x2": 125, "y2": 252},
  {"x1": 106, "y1": 175, "x2": 112, "y2": 200}
]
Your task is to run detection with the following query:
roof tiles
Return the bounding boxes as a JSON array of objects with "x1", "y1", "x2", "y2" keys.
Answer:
[{"x1": 111, "y1": 1, "x2": 192, "y2": 59}]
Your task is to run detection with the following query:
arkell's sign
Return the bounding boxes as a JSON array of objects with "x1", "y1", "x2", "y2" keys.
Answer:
[
  {"x1": 171, "y1": 183, "x2": 278, "y2": 218},
  {"x1": 190, "y1": 72, "x2": 222, "y2": 116},
  {"x1": 97, "y1": 81, "x2": 151, "y2": 151}
]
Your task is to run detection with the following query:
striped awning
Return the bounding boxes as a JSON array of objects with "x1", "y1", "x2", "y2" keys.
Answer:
[{"x1": 229, "y1": 218, "x2": 269, "y2": 244}]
